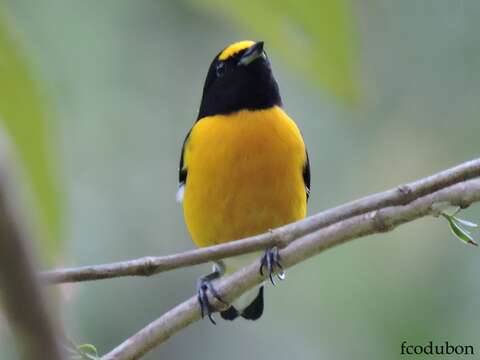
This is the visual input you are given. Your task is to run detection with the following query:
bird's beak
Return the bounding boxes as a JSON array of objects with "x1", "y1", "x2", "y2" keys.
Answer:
[{"x1": 238, "y1": 41, "x2": 264, "y2": 66}]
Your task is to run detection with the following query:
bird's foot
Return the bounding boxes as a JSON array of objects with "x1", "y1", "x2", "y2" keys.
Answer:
[
  {"x1": 260, "y1": 247, "x2": 285, "y2": 285},
  {"x1": 197, "y1": 266, "x2": 227, "y2": 324}
]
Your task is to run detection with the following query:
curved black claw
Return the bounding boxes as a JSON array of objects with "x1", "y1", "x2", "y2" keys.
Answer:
[
  {"x1": 197, "y1": 273, "x2": 227, "y2": 325},
  {"x1": 260, "y1": 247, "x2": 285, "y2": 286}
]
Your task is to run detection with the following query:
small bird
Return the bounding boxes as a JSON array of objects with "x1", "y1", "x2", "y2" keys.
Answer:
[{"x1": 178, "y1": 40, "x2": 310, "y2": 323}]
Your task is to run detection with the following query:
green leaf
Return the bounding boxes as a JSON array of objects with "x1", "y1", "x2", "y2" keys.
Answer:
[
  {"x1": 187, "y1": 0, "x2": 358, "y2": 102},
  {"x1": 442, "y1": 213, "x2": 478, "y2": 246},
  {"x1": 76, "y1": 344, "x2": 99, "y2": 357},
  {"x1": 65, "y1": 340, "x2": 100, "y2": 360},
  {"x1": 0, "y1": 10, "x2": 62, "y2": 261},
  {"x1": 453, "y1": 217, "x2": 478, "y2": 228}
]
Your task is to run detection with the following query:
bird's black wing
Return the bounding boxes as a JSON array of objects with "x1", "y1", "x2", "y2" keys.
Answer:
[
  {"x1": 178, "y1": 130, "x2": 191, "y2": 189},
  {"x1": 303, "y1": 150, "x2": 311, "y2": 201}
]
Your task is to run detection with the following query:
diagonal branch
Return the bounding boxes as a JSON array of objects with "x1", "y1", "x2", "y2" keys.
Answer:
[
  {"x1": 40, "y1": 158, "x2": 480, "y2": 284},
  {"x1": 102, "y1": 177, "x2": 480, "y2": 360}
]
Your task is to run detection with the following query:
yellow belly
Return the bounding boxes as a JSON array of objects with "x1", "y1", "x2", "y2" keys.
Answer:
[{"x1": 183, "y1": 106, "x2": 307, "y2": 248}]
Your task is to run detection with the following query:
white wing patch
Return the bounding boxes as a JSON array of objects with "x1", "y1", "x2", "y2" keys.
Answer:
[{"x1": 176, "y1": 184, "x2": 185, "y2": 203}]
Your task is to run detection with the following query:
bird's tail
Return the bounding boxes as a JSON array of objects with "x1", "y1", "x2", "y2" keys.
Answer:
[{"x1": 220, "y1": 285, "x2": 264, "y2": 321}]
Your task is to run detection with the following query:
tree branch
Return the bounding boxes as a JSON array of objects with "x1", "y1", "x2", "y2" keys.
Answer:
[
  {"x1": 102, "y1": 175, "x2": 480, "y2": 359},
  {"x1": 0, "y1": 132, "x2": 64, "y2": 359},
  {"x1": 41, "y1": 159, "x2": 480, "y2": 284}
]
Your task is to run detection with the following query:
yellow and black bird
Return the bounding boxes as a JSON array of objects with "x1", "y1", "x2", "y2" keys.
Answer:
[{"x1": 178, "y1": 40, "x2": 310, "y2": 323}]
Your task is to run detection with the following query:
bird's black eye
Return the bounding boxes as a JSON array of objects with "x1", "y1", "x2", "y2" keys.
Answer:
[{"x1": 216, "y1": 62, "x2": 226, "y2": 77}]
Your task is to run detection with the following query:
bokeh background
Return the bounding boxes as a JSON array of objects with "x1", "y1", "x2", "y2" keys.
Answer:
[{"x1": 1, "y1": 1, "x2": 480, "y2": 359}]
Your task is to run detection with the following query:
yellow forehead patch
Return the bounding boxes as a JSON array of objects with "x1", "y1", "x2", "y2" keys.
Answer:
[{"x1": 218, "y1": 40, "x2": 255, "y2": 61}]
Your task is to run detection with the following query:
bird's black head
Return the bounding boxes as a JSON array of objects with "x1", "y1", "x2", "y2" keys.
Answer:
[{"x1": 197, "y1": 40, "x2": 282, "y2": 120}]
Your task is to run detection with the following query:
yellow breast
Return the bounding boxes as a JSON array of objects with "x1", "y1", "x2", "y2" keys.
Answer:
[{"x1": 183, "y1": 106, "x2": 307, "y2": 248}]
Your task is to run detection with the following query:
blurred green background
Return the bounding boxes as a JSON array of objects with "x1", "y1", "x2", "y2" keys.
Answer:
[{"x1": 1, "y1": 1, "x2": 479, "y2": 359}]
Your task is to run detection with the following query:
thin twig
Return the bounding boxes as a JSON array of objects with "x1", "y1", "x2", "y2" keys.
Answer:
[
  {"x1": 103, "y1": 178, "x2": 480, "y2": 360},
  {"x1": 40, "y1": 158, "x2": 480, "y2": 284}
]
